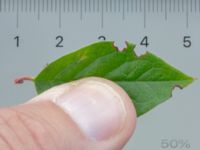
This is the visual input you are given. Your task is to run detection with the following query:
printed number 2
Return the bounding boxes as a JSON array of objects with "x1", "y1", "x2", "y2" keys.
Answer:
[
  {"x1": 140, "y1": 36, "x2": 149, "y2": 47},
  {"x1": 56, "y1": 36, "x2": 64, "y2": 47},
  {"x1": 183, "y1": 36, "x2": 191, "y2": 48}
]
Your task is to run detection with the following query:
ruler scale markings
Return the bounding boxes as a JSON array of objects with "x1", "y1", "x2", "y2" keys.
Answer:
[
  {"x1": 25, "y1": 0, "x2": 27, "y2": 12},
  {"x1": 122, "y1": 0, "x2": 125, "y2": 19},
  {"x1": 97, "y1": 0, "x2": 99, "y2": 12},
  {"x1": 160, "y1": 0, "x2": 162, "y2": 12},
  {"x1": 0, "y1": 0, "x2": 197, "y2": 26},
  {"x1": 110, "y1": 0, "x2": 112, "y2": 12},
  {"x1": 136, "y1": 0, "x2": 138, "y2": 12},
  {"x1": 195, "y1": 0, "x2": 197, "y2": 12},
  {"x1": 127, "y1": 0, "x2": 129, "y2": 13},
  {"x1": 72, "y1": 0, "x2": 74, "y2": 12},
  {"x1": 59, "y1": 0, "x2": 61, "y2": 28},
  {"x1": 89, "y1": 0, "x2": 91, "y2": 12},
  {"x1": 54, "y1": 0, "x2": 56, "y2": 12},
  {"x1": 9, "y1": 0, "x2": 11, "y2": 12},
  {"x1": 16, "y1": 0, "x2": 19, "y2": 28},
  {"x1": 21, "y1": 0, "x2": 23, "y2": 12},
  {"x1": 105, "y1": 0, "x2": 108, "y2": 12},
  {"x1": 5, "y1": 0, "x2": 8, "y2": 12},
  {"x1": 114, "y1": 0, "x2": 116, "y2": 12},
  {"x1": 101, "y1": 0, "x2": 104, "y2": 28},
  {"x1": 144, "y1": 0, "x2": 146, "y2": 28},
  {"x1": 84, "y1": 0, "x2": 86, "y2": 13},
  {"x1": 0, "y1": 0, "x2": 1, "y2": 12},
  {"x1": 106, "y1": 0, "x2": 108, "y2": 12},
  {"x1": 131, "y1": 0, "x2": 133, "y2": 12},
  {"x1": 76, "y1": 0, "x2": 79, "y2": 12},
  {"x1": 8, "y1": 0, "x2": 9, "y2": 12},
  {"x1": 2, "y1": 0, "x2": 4, "y2": 12},
  {"x1": 74, "y1": 0, "x2": 76, "y2": 12},
  {"x1": 92, "y1": 0, "x2": 95, "y2": 12},
  {"x1": 173, "y1": 0, "x2": 175, "y2": 12},
  {"x1": 51, "y1": 0, "x2": 53, "y2": 12},
  {"x1": 67, "y1": 0, "x2": 69, "y2": 12},
  {"x1": 7, "y1": 0, "x2": 10, "y2": 12},
  {"x1": 182, "y1": 0, "x2": 184, "y2": 12},
  {"x1": 186, "y1": 0, "x2": 189, "y2": 28},
  {"x1": 156, "y1": 0, "x2": 159, "y2": 12},
  {"x1": 63, "y1": 0, "x2": 65, "y2": 12},
  {"x1": 42, "y1": 0, "x2": 44, "y2": 12},
  {"x1": 29, "y1": 0, "x2": 32, "y2": 12},
  {"x1": 174, "y1": 0, "x2": 176, "y2": 12},
  {"x1": 38, "y1": 0, "x2": 40, "y2": 20},
  {"x1": 153, "y1": 0, "x2": 155, "y2": 12},
  {"x1": 69, "y1": 0, "x2": 71, "y2": 12},
  {"x1": 11, "y1": 0, "x2": 15, "y2": 12},
  {"x1": 199, "y1": 0, "x2": 200, "y2": 12},
  {"x1": 4, "y1": 0, "x2": 6, "y2": 12},
  {"x1": 118, "y1": 0, "x2": 120, "y2": 12},
  {"x1": 165, "y1": 0, "x2": 167, "y2": 20},
  {"x1": 55, "y1": 0, "x2": 57, "y2": 12},
  {"x1": 80, "y1": 0, "x2": 83, "y2": 19},
  {"x1": 47, "y1": 0, "x2": 49, "y2": 12},
  {"x1": 34, "y1": 0, "x2": 36, "y2": 12},
  {"x1": 148, "y1": 0, "x2": 150, "y2": 12}
]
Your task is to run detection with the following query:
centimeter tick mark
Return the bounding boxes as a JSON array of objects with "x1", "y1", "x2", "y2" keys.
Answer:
[
  {"x1": 0, "y1": 0, "x2": 2, "y2": 12},
  {"x1": 165, "y1": 0, "x2": 167, "y2": 20},
  {"x1": 199, "y1": 0, "x2": 200, "y2": 12},
  {"x1": 144, "y1": 0, "x2": 146, "y2": 28},
  {"x1": 38, "y1": 0, "x2": 40, "y2": 20},
  {"x1": 76, "y1": 0, "x2": 79, "y2": 12},
  {"x1": 80, "y1": 0, "x2": 83, "y2": 20},
  {"x1": 101, "y1": 0, "x2": 104, "y2": 28},
  {"x1": 122, "y1": 0, "x2": 125, "y2": 20},
  {"x1": 186, "y1": 0, "x2": 189, "y2": 28},
  {"x1": 16, "y1": 0, "x2": 19, "y2": 28},
  {"x1": 21, "y1": 0, "x2": 23, "y2": 12},
  {"x1": 59, "y1": 0, "x2": 61, "y2": 28}
]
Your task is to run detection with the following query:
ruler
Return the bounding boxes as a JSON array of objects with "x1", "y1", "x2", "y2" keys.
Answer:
[
  {"x1": 0, "y1": 1, "x2": 200, "y2": 149},
  {"x1": 0, "y1": 0, "x2": 200, "y2": 28}
]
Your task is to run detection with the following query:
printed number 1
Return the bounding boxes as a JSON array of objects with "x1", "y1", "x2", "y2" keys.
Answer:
[{"x1": 14, "y1": 36, "x2": 19, "y2": 47}]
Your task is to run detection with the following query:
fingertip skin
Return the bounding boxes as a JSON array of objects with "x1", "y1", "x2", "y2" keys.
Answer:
[{"x1": 0, "y1": 77, "x2": 137, "y2": 150}]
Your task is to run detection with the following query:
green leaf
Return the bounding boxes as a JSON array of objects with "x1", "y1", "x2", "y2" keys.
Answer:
[{"x1": 34, "y1": 41, "x2": 194, "y2": 116}]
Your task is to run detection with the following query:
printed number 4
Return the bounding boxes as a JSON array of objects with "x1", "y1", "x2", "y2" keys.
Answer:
[{"x1": 140, "y1": 36, "x2": 149, "y2": 47}]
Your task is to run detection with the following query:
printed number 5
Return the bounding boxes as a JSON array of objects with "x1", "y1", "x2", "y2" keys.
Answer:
[{"x1": 183, "y1": 36, "x2": 191, "y2": 48}]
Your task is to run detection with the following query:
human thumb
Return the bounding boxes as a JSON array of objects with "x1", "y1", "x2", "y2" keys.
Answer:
[{"x1": 0, "y1": 77, "x2": 137, "y2": 150}]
